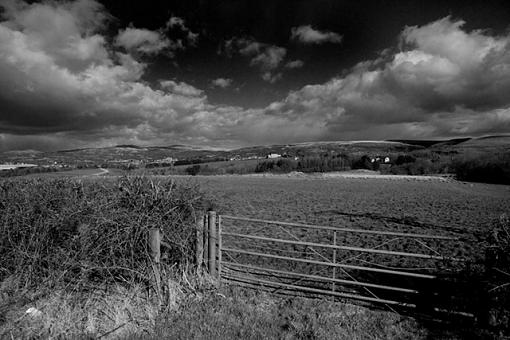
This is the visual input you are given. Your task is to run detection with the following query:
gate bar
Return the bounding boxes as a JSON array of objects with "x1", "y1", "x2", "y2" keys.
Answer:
[
  {"x1": 222, "y1": 274, "x2": 417, "y2": 308},
  {"x1": 222, "y1": 232, "x2": 461, "y2": 261},
  {"x1": 222, "y1": 261, "x2": 418, "y2": 293},
  {"x1": 222, "y1": 247, "x2": 436, "y2": 279},
  {"x1": 221, "y1": 215, "x2": 458, "y2": 240}
]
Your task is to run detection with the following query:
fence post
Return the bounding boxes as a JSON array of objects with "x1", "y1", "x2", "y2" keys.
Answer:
[
  {"x1": 203, "y1": 214, "x2": 209, "y2": 268},
  {"x1": 149, "y1": 228, "x2": 161, "y2": 264},
  {"x1": 208, "y1": 211, "x2": 217, "y2": 277},
  {"x1": 149, "y1": 228, "x2": 161, "y2": 296},
  {"x1": 218, "y1": 214, "x2": 222, "y2": 282},
  {"x1": 332, "y1": 230, "x2": 337, "y2": 292},
  {"x1": 196, "y1": 213, "x2": 204, "y2": 272}
]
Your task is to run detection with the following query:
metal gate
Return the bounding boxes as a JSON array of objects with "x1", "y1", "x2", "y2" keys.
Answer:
[{"x1": 197, "y1": 211, "x2": 476, "y2": 319}]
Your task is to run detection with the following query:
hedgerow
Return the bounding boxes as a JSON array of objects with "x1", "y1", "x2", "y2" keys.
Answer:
[{"x1": 0, "y1": 176, "x2": 206, "y2": 290}]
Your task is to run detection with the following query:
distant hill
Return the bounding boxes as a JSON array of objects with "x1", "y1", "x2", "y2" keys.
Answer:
[
  {"x1": 388, "y1": 138, "x2": 471, "y2": 148},
  {"x1": 453, "y1": 135, "x2": 510, "y2": 148},
  {"x1": 1, "y1": 136, "x2": 507, "y2": 166}
]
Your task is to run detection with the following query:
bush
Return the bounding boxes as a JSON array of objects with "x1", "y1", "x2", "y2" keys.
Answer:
[
  {"x1": 352, "y1": 155, "x2": 373, "y2": 170},
  {"x1": 484, "y1": 214, "x2": 510, "y2": 332},
  {"x1": 0, "y1": 176, "x2": 205, "y2": 290},
  {"x1": 395, "y1": 155, "x2": 416, "y2": 165},
  {"x1": 186, "y1": 164, "x2": 201, "y2": 176},
  {"x1": 255, "y1": 156, "x2": 350, "y2": 173},
  {"x1": 453, "y1": 154, "x2": 510, "y2": 185}
]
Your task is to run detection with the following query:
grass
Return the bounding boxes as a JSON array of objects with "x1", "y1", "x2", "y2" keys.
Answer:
[
  {"x1": 1, "y1": 273, "x2": 432, "y2": 339},
  {"x1": 1, "y1": 175, "x2": 508, "y2": 338},
  {"x1": 147, "y1": 286, "x2": 428, "y2": 340},
  {"x1": 0, "y1": 176, "x2": 207, "y2": 291}
]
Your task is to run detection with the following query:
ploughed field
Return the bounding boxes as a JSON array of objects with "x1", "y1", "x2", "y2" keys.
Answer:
[{"x1": 176, "y1": 175, "x2": 510, "y2": 312}]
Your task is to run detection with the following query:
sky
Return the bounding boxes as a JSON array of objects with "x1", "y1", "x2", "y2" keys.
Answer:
[{"x1": 0, "y1": 0, "x2": 510, "y2": 151}]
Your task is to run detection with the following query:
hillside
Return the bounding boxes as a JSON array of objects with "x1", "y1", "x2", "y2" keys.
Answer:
[{"x1": 0, "y1": 136, "x2": 508, "y2": 167}]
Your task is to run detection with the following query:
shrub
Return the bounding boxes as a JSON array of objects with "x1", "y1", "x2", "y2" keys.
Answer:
[
  {"x1": 186, "y1": 164, "x2": 201, "y2": 176},
  {"x1": 0, "y1": 176, "x2": 206, "y2": 290},
  {"x1": 352, "y1": 155, "x2": 373, "y2": 170},
  {"x1": 484, "y1": 214, "x2": 510, "y2": 332},
  {"x1": 453, "y1": 153, "x2": 510, "y2": 185},
  {"x1": 255, "y1": 156, "x2": 350, "y2": 173},
  {"x1": 395, "y1": 155, "x2": 416, "y2": 165}
]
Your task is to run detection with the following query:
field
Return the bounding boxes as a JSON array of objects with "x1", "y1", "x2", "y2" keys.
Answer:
[
  {"x1": 1, "y1": 174, "x2": 508, "y2": 338},
  {"x1": 184, "y1": 174, "x2": 509, "y2": 233},
  {"x1": 174, "y1": 174, "x2": 510, "y2": 318}
]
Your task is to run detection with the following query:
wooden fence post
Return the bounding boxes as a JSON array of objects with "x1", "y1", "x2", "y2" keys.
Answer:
[
  {"x1": 218, "y1": 215, "x2": 222, "y2": 282},
  {"x1": 332, "y1": 230, "x2": 337, "y2": 292},
  {"x1": 149, "y1": 228, "x2": 161, "y2": 264},
  {"x1": 149, "y1": 228, "x2": 161, "y2": 296},
  {"x1": 203, "y1": 214, "x2": 209, "y2": 269},
  {"x1": 196, "y1": 213, "x2": 204, "y2": 272},
  {"x1": 208, "y1": 211, "x2": 217, "y2": 277}
]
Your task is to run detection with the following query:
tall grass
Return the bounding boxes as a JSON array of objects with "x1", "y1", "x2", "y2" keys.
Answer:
[
  {"x1": 0, "y1": 176, "x2": 206, "y2": 291},
  {"x1": 484, "y1": 214, "x2": 510, "y2": 334}
]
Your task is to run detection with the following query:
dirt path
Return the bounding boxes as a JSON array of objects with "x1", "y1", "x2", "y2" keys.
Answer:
[{"x1": 93, "y1": 168, "x2": 109, "y2": 176}]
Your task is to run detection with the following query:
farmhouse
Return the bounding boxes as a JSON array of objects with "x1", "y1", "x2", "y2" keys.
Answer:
[{"x1": 370, "y1": 156, "x2": 391, "y2": 163}]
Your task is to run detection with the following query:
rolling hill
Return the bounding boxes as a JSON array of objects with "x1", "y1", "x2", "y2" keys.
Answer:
[{"x1": 0, "y1": 136, "x2": 508, "y2": 167}]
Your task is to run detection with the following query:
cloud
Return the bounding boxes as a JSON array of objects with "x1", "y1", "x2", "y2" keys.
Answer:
[
  {"x1": 222, "y1": 37, "x2": 287, "y2": 82},
  {"x1": 165, "y1": 15, "x2": 198, "y2": 46},
  {"x1": 291, "y1": 25, "x2": 342, "y2": 44},
  {"x1": 0, "y1": 0, "x2": 215, "y2": 150},
  {"x1": 285, "y1": 60, "x2": 304, "y2": 69},
  {"x1": 115, "y1": 27, "x2": 173, "y2": 54},
  {"x1": 263, "y1": 17, "x2": 510, "y2": 139},
  {"x1": 114, "y1": 15, "x2": 198, "y2": 56},
  {"x1": 0, "y1": 4, "x2": 509, "y2": 152},
  {"x1": 160, "y1": 80, "x2": 203, "y2": 96},
  {"x1": 211, "y1": 78, "x2": 233, "y2": 88},
  {"x1": 262, "y1": 72, "x2": 282, "y2": 84},
  {"x1": 166, "y1": 16, "x2": 186, "y2": 30},
  {"x1": 249, "y1": 46, "x2": 286, "y2": 71}
]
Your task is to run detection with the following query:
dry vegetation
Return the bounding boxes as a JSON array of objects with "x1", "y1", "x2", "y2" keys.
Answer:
[
  {"x1": 1, "y1": 174, "x2": 509, "y2": 338},
  {"x1": 0, "y1": 176, "x2": 207, "y2": 338}
]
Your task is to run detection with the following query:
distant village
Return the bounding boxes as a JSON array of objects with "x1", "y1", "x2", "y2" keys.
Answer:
[{"x1": 0, "y1": 150, "x2": 394, "y2": 175}]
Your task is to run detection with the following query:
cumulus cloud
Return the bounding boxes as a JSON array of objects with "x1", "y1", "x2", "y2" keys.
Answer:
[
  {"x1": 222, "y1": 37, "x2": 287, "y2": 82},
  {"x1": 115, "y1": 27, "x2": 173, "y2": 54},
  {"x1": 0, "y1": 4, "x2": 509, "y2": 152},
  {"x1": 165, "y1": 15, "x2": 198, "y2": 46},
  {"x1": 291, "y1": 25, "x2": 342, "y2": 44},
  {"x1": 211, "y1": 78, "x2": 233, "y2": 88},
  {"x1": 115, "y1": 15, "x2": 197, "y2": 56},
  {"x1": 285, "y1": 60, "x2": 304, "y2": 69},
  {"x1": 264, "y1": 17, "x2": 510, "y2": 139},
  {"x1": 0, "y1": 0, "x2": 218, "y2": 150},
  {"x1": 166, "y1": 16, "x2": 185, "y2": 30},
  {"x1": 160, "y1": 80, "x2": 203, "y2": 96},
  {"x1": 250, "y1": 46, "x2": 286, "y2": 71},
  {"x1": 262, "y1": 72, "x2": 282, "y2": 84}
]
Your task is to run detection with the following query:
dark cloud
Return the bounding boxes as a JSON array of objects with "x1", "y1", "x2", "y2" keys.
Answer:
[
  {"x1": 220, "y1": 37, "x2": 287, "y2": 82},
  {"x1": 0, "y1": 1, "x2": 509, "y2": 151}
]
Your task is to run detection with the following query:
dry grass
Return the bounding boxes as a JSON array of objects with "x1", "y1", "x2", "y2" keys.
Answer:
[
  {"x1": 1, "y1": 175, "x2": 507, "y2": 338},
  {"x1": 145, "y1": 286, "x2": 429, "y2": 340},
  {"x1": 1, "y1": 283, "x2": 163, "y2": 339},
  {"x1": 0, "y1": 176, "x2": 206, "y2": 291},
  {"x1": 0, "y1": 176, "x2": 207, "y2": 338}
]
